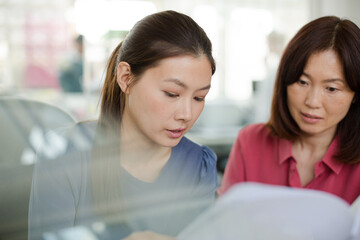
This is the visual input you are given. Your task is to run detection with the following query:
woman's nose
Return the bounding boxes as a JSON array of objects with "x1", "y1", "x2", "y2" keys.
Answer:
[
  {"x1": 305, "y1": 88, "x2": 322, "y2": 109},
  {"x1": 175, "y1": 99, "x2": 192, "y2": 121}
]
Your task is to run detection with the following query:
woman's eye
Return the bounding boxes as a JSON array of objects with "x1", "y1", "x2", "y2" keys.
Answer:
[
  {"x1": 298, "y1": 79, "x2": 308, "y2": 86},
  {"x1": 326, "y1": 87, "x2": 338, "y2": 92},
  {"x1": 164, "y1": 91, "x2": 178, "y2": 98},
  {"x1": 194, "y1": 97, "x2": 205, "y2": 102}
]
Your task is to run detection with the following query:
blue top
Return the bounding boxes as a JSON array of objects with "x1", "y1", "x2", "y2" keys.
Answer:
[{"x1": 28, "y1": 122, "x2": 217, "y2": 239}]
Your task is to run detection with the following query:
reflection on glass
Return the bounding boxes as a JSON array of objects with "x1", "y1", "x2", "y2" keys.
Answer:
[{"x1": 28, "y1": 10, "x2": 218, "y2": 240}]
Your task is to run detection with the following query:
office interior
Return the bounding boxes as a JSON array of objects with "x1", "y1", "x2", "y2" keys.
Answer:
[{"x1": 0, "y1": 0, "x2": 360, "y2": 239}]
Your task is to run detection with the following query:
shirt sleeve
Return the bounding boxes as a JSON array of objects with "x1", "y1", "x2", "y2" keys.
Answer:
[
  {"x1": 217, "y1": 131, "x2": 246, "y2": 196},
  {"x1": 197, "y1": 146, "x2": 218, "y2": 199},
  {"x1": 28, "y1": 151, "x2": 80, "y2": 240},
  {"x1": 28, "y1": 123, "x2": 95, "y2": 239},
  {"x1": 179, "y1": 145, "x2": 218, "y2": 228}
]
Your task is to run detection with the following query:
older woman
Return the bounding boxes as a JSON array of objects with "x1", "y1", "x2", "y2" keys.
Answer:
[{"x1": 219, "y1": 16, "x2": 360, "y2": 205}]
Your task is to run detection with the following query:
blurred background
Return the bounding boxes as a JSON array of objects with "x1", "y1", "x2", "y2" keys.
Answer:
[
  {"x1": 0, "y1": 0, "x2": 360, "y2": 239},
  {"x1": 1, "y1": 0, "x2": 360, "y2": 122}
]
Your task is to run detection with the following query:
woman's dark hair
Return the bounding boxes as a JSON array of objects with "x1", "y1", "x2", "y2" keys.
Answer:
[
  {"x1": 268, "y1": 16, "x2": 360, "y2": 164},
  {"x1": 100, "y1": 10, "x2": 215, "y2": 127},
  {"x1": 91, "y1": 10, "x2": 216, "y2": 217}
]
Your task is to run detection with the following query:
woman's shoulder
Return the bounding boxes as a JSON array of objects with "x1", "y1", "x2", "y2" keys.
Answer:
[
  {"x1": 33, "y1": 122, "x2": 96, "y2": 201},
  {"x1": 40, "y1": 120, "x2": 97, "y2": 155},
  {"x1": 177, "y1": 136, "x2": 217, "y2": 165},
  {"x1": 173, "y1": 137, "x2": 217, "y2": 181},
  {"x1": 173, "y1": 137, "x2": 217, "y2": 189},
  {"x1": 237, "y1": 123, "x2": 274, "y2": 142},
  {"x1": 59, "y1": 120, "x2": 97, "y2": 149},
  {"x1": 240, "y1": 123, "x2": 270, "y2": 135},
  {"x1": 35, "y1": 121, "x2": 97, "y2": 172}
]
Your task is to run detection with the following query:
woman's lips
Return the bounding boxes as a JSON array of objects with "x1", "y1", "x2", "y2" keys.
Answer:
[
  {"x1": 301, "y1": 112, "x2": 322, "y2": 123},
  {"x1": 166, "y1": 128, "x2": 185, "y2": 138}
]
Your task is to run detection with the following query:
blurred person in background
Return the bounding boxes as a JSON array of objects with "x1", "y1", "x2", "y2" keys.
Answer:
[
  {"x1": 218, "y1": 16, "x2": 360, "y2": 205},
  {"x1": 58, "y1": 35, "x2": 84, "y2": 92},
  {"x1": 29, "y1": 10, "x2": 217, "y2": 240},
  {"x1": 253, "y1": 30, "x2": 285, "y2": 123}
]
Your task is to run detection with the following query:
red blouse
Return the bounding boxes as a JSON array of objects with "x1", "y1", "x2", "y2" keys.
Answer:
[{"x1": 218, "y1": 123, "x2": 360, "y2": 204}]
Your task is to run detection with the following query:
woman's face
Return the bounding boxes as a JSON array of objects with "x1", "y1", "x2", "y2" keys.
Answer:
[
  {"x1": 122, "y1": 55, "x2": 212, "y2": 147},
  {"x1": 287, "y1": 49, "x2": 355, "y2": 139}
]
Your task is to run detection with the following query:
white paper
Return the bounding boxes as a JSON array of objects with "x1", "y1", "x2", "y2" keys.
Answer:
[
  {"x1": 178, "y1": 183, "x2": 354, "y2": 240},
  {"x1": 350, "y1": 195, "x2": 360, "y2": 238}
]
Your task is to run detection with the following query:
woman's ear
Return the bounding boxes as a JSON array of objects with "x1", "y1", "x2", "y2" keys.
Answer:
[
  {"x1": 116, "y1": 62, "x2": 132, "y2": 94},
  {"x1": 352, "y1": 94, "x2": 357, "y2": 104}
]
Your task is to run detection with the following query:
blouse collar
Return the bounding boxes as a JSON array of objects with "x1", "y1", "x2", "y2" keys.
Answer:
[{"x1": 278, "y1": 135, "x2": 344, "y2": 174}]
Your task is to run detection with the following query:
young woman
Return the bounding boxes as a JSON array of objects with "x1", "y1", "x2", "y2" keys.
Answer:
[
  {"x1": 218, "y1": 16, "x2": 360, "y2": 205},
  {"x1": 29, "y1": 10, "x2": 217, "y2": 239}
]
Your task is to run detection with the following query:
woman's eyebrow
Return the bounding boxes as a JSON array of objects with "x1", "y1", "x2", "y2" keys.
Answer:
[
  {"x1": 302, "y1": 72, "x2": 345, "y2": 83},
  {"x1": 198, "y1": 84, "x2": 211, "y2": 91},
  {"x1": 164, "y1": 78, "x2": 186, "y2": 88},
  {"x1": 164, "y1": 78, "x2": 211, "y2": 91}
]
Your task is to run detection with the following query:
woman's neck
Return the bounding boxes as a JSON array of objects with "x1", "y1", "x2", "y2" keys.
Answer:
[
  {"x1": 120, "y1": 129, "x2": 171, "y2": 164},
  {"x1": 295, "y1": 130, "x2": 335, "y2": 156},
  {"x1": 118, "y1": 118, "x2": 172, "y2": 182},
  {"x1": 292, "y1": 131, "x2": 336, "y2": 187}
]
